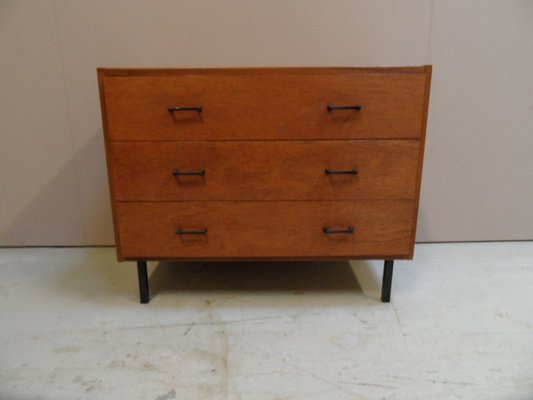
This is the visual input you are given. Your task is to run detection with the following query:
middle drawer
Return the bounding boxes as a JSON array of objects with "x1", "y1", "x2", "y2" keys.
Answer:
[{"x1": 109, "y1": 140, "x2": 419, "y2": 201}]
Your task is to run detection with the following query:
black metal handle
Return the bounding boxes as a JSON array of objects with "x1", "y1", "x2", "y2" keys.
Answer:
[
  {"x1": 176, "y1": 228, "x2": 208, "y2": 235},
  {"x1": 325, "y1": 168, "x2": 358, "y2": 175},
  {"x1": 323, "y1": 226, "x2": 355, "y2": 234},
  {"x1": 168, "y1": 106, "x2": 202, "y2": 113},
  {"x1": 327, "y1": 104, "x2": 362, "y2": 111},
  {"x1": 172, "y1": 169, "x2": 205, "y2": 176}
]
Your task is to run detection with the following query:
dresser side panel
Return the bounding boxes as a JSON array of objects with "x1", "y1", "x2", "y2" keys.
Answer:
[
  {"x1": 97, "y1": 69, "x2": 124, "y2": 260},
  {"x1": 408, "y1": 65, "x2": 432, "y2": 257}
]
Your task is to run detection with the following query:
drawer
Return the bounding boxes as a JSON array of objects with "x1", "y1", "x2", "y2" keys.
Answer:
[
  {"x1": 109, "y1": 140, "x2": 420, "y2": 201},
  {"x1": 115, "y1": 200, "x2": 414, "y2": 260},
  {"x1": 100, "y1": 68, "x2": 428, "y2": 141}
]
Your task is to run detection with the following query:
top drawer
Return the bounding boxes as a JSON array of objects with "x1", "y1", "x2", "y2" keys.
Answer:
[{"x1": 98, "y1": 67, "x2": 429, "y2": 141}]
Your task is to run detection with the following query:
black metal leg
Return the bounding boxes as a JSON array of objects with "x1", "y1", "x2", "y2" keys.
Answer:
[
  {"x1": 137, "y1": 260, "x2": 150, "y2": 304},
  {"x1": 381, "y1": 259, "x2": 394, "y2": 303}
]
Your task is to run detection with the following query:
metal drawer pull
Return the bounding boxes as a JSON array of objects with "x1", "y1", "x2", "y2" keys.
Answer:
[
  {"x1": 168, "y1": 106, "x2": 202, "y2": 113},
  {"x1": 323, "y1": 226, "x2": 355, "y2": 234},
  {"x1": 325, "y1": 168, "x2": 358, "y2": 175},
  {"x1": 176, "y1": 228, "x2": 208, "y2": 235},
  {"x1": 172, "y1": 169, "x2": 205, "y2": 176},
  {"x1": 327, "y1": 104, "x2": 362, "y2": 111}
]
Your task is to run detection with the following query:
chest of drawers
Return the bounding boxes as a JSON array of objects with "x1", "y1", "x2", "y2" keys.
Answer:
[{"x1": 98, "y1": 66, "x2": 432, "y2": 303}]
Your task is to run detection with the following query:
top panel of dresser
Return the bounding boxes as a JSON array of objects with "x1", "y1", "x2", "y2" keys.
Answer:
[{"x1": 98, "y1": 67, "x2": 429, "y2": 141}]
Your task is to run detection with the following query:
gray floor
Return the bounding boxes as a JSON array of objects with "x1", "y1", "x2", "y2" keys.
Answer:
[{"x1": 0, "y1": 243, "x2": 532, "y2": 400}]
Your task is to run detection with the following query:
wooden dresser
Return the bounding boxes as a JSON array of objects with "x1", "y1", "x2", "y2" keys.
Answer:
[{"x1": 98, "y1": 66, "x2": 432, "y2": 303}]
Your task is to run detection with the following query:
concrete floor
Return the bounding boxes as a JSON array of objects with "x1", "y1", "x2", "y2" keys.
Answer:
[{"x1": 0, "y1": 243, "x2": 532, "y2": 400}]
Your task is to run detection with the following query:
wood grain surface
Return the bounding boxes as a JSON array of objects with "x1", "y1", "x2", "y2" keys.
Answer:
[
  {"x1": 109, "y1": 140, "x2": 420, "y2": 201},
  {"x1": 116, "y1": 200, "x2": 414, "y2": 260},
  {"x1": 98, "y1": 66, "x2": 431, "y2": 261},
  {"x1": 100, "y1": 68, "x2": 427, "y2": 141}
]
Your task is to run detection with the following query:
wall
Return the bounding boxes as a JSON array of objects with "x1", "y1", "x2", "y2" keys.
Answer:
[{"x1": 1, "y1": 0, "x2": 532, "y2": 245}]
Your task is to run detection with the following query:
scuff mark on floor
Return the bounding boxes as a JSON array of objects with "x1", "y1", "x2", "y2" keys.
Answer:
[
  {"x1": 73, "y1": 376, "x2": 103, "y2": 393},
  {"x1": 155, "y1": 389, "x2": 176, "y2": 400},
  {"x1": 183, "y1": 322, "x2": 195, "y2": 336}
]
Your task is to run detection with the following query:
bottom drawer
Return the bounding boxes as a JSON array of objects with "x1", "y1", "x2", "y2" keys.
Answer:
[{"x1": 116, "y1": 201, "x2": 415, "y2": 260}]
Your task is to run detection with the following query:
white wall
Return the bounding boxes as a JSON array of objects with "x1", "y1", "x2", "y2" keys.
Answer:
[
  {"x1": 419, "y1": 1, "x2": 533, "y2": 241},
  {"x1": 1, "y1": 0, "x2": 532, "y2": 245}
]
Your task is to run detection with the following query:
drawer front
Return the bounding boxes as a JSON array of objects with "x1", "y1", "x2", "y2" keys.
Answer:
[
  {"x1": 110, "y1": 140, "x2": 420, "y2": 201},
  {"x1": 116, "y1": 201, "x2": 414, "y2": 259},
  {"x1": 101, "y1": 69, "x2": 427, "y2": 141}
]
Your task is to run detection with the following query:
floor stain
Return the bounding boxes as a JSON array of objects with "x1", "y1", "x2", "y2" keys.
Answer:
[
  {"x1": 155, "y1": 389, "x2": 176, "y2": 400},
  {"x1": 205, "y1": 298, "x2": 230, "y2": 398},
  {"x1": 183, "y1": 323, "x2": 195, "y2": 336},
  {"x1": 330, "y1": 331, "x2": 370, "y2": 351},
  {"x1": 495, "y1": 310, "x2": 531, "y2": 329},
  {"x1": 73, "y1": 376, "x2": 102, "y2": 393},
  {"x1": 107, "y1": 360, "x2": 126, "y2": 369},
  {"x1": 142, "y1": 361, "x2": 158, "y2": 371}
]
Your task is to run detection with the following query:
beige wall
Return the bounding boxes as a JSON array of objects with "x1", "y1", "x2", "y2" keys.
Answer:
[{"x1": 1, "y1": 0, "x2": 532, "y2": 246}]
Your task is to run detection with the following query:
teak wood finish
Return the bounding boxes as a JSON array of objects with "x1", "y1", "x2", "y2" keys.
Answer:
[
  {"x1": 98, "y1": 66, "x2": 432, "y2": 304},
  {"x1": 109, "y1": 140, "x2": 420, "y2": 201},
  {"x1": 116, "y1": 200, "x2": 414, "y2": 260},
  {"x1": 102, "y1": 70, "x2": 426, "y2": 141}
]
